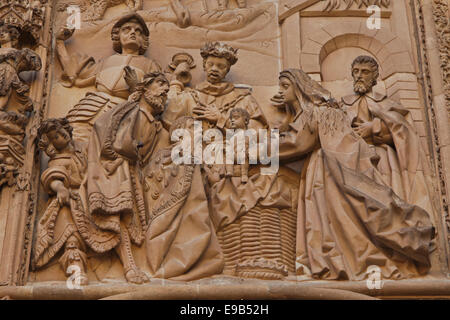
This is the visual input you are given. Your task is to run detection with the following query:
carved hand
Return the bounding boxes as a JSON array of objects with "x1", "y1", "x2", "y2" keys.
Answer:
[
  {"x1": 354, "y1": 121, "x2": 373, "y2": 138},
  {"x1": 193, "y1": 105, "x2": 221, "y2": 123},
  {"x1": 50, "y1": 180, "x2": 70, "y2": 206},
  {"x1": 123, "y1": 66, "x2": 138, "y2": 93},
  {"x1": 56, "y1": 26, "x2": 75, "y2": 41}
]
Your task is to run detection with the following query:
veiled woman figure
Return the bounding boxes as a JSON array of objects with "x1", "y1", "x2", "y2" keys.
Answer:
[{"x1": 274, "y1": 69, "x2": 435, "y2": 280}]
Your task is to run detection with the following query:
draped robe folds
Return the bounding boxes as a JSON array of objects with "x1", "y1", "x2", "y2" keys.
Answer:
[
  {"x1": 33, "y1": 144, "x2": 87, "y2": 268},
  {"x1": 143, "y1": 148, "x2": 224, "y2": 280},
  {"x1": 341, "y1": 92, "x2": 436, "y2": 217},
  {"x1": 72, "y1": 100, "x2": 166, "y2": 254},
  {"x1": 279, "y1": 69, "x2": 434, "y2": 280}
]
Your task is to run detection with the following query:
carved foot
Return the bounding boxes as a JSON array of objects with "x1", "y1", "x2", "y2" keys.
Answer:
[{"x1": 125, "y1": 267, "x2": 149, "y2": 284}]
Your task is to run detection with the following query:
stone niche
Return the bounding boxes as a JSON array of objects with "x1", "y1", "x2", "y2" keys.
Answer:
[{"x1": 0, "y1": 0, "x2": 449, "y2": 300}]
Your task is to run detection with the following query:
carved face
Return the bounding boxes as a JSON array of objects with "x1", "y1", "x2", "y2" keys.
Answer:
[
  {"x1": 47, "y1": 128, "x2": 71, "y2": 151},
  {"x1": 352, "y1": 63, "x2": 376, "y2": 94},
  {"x1": 66, "y1": 235, "x2": 80, "y2": 250},
  {"x1": 277, "y1": 76, "x2": 297, "y2": 106},
  {"x1": 119, "y1": 21, "x2": 145, "y2": 53},
  {"x1": 229, "y1": 111, "x2": 248, "y2": 129},
  {"x1": 204, "y1": 56, "x2": 230, "y2": 84},
  {"x1": 0, "y1": 27, "x2": 11, "y2": 45},
  {"x1": 143, "y1": 76, "x2": 170, "y2": 116}
]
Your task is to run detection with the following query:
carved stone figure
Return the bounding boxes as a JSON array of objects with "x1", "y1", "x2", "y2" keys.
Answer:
[
  {"x1": 164, "y1": 43, "x2": 298, "y2": 280},
  {"x1": 341, "y1": 56, "x2": 436, "y2": 217},
  {"x1": 75, "y1": 72, "x2": 170, "y2": 284},
  {"x1": 56, "y1": 13, "x2": 161, "y2": 143},
  {"x1": 0, "y1": 23, "x2": 41, "y2": 120},
  {"x1": 57, "y1": 0, "x2": 143, "y2": 22},
  {"x1": 0, "y1": 22, "x2": 41, "y2": 189},
  {"x1": 143, "y1": 116, "x2": 224, "y2": 280},
  {"x1": 274, "y1": 68, "x2": 434, "y2": 280},
  {"x1": 33, "y1": 118, "x2": 88, "y2": 285},
  {"x1": 141, "y1": 2, "x2": 272, "y2": 31},
  {"x1": 224, "y1": 108, "x2": 250, "y2": 183},
  {"x1": 164, "y1": 41, "x2": 266, "y2": 131}
]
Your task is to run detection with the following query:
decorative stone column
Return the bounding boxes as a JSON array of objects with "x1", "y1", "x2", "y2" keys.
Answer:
[
  {"x1": 413, "y1": 0, "x2": 450, "y2": 273},
  {"x1": 0, "y1": 0, "x2": 52, "y2": 286}
]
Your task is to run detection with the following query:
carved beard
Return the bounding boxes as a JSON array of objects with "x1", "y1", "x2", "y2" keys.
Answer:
[
  {"x1": 354, "y1": 80, "x2": 372, "y2": 95},
  {"x1": 144, "y1": 92, "x2": 166, "y2": 115}
]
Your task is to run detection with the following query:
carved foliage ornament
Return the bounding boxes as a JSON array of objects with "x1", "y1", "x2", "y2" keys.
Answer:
[
  {"x1": 432, "y1": 0, "x2": 450, "y2": 116},
  {"x1": 0, "y1": 0, "x2": 47, "y2": 47},
  {"x1": 322, "y1": 0, "x2": 390, "y2": 12}
]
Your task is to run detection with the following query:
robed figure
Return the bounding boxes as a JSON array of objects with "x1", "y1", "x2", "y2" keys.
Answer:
[
  {"x1": 274, "y1": 69, "x2": 434, "y2": 280},
  {"x1": 72, "y1": 72, "x2": 170, "y2": 284},
  {"x1": 341, "y1": 55, "x2": 436, "y2": 218}
]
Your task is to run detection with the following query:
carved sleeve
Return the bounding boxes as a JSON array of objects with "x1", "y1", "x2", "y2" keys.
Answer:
[
  {"x1": 58, "y1": 49, "x2": 99, "y2": 88},
  {"x1": 41, "y1": 166, "x2": 70, "y2": 195},
  {"x1": 372, "y1": 117, "x2": 394, "y2": 146},
  {"x1": 278, "y1": 110, "x2": 319, "y2": 162}
]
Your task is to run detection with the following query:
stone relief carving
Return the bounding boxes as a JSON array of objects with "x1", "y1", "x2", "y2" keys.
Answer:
[
  {"x1": 55, "y1": 13, "x2": 160, "y2": 143},
  {"x1": 57, "y1": 0, "x2": 143, "y2": 22},
  {"x1": 340, "y1": 56, "x2": 436, "y2": 218},
  {"x1": 141, "y1": 1, "x2": 273, "y2": 33},
  {"x1": 414, "y1": 0, "x2": 449, "y2": 261},
  {"x1": 165, "y1": 52, "x2": 196, "y2": 88},
  {"x1": 432, "y1": 0, "x2": 449, "y2": 117},
  {"x1": 33, "y1": 118, "x2": 89, "y2": 285},
  {"x1": 430, "y1": 0, "x2": 450, "y2": 255},
  {"x1": 0, "y1": 0, "x2": 47, "y2": 47},
  {"x1": 273, "y1": 68, "x2": 434, "y2": 280},
  {"x1": 0, "y1": 9, "x2": 42, "y2": 189},
  {"x1": 26, "y1": 5, "x2": 445, "y2": 290},
  {"x1": 321, "y1": 0, "x2": 390, "y2": 11}
]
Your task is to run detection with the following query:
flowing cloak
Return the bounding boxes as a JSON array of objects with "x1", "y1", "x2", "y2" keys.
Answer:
[
  {"x1": 61, "y1": 51, "x2": 161, "y2": 143},
  {"x1": 280, "y1": 69, "x2": 434, "y2": 280},
  {"x1": 341, "y1": 92, "x2": 436, "y2": 216},
  {"x1": 143, "y1": 148, "x2": 224, "y2": 281},
  {"x1": 33, "y1": 144, "x2": 87, "y2": 268},
  {"x1": 71, "y1": 99, "x2": 167, "y2": 253}
]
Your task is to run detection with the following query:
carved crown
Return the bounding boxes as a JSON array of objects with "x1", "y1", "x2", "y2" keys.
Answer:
[{"x1": 200, "y1": 42, "x2": 239, "y2": 66}]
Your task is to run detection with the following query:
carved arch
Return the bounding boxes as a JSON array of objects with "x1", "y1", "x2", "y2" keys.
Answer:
[{"x1": 300, "y1": 21, "x2": 415, "y2": 80}]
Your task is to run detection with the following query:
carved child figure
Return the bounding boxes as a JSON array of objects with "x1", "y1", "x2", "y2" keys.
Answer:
[
  {"x1": 33, "y1": 118, "x2": 89, "y2": 285},
  {"x1": 225, "y1": 108, "x2": 250, "y2": 183}
]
